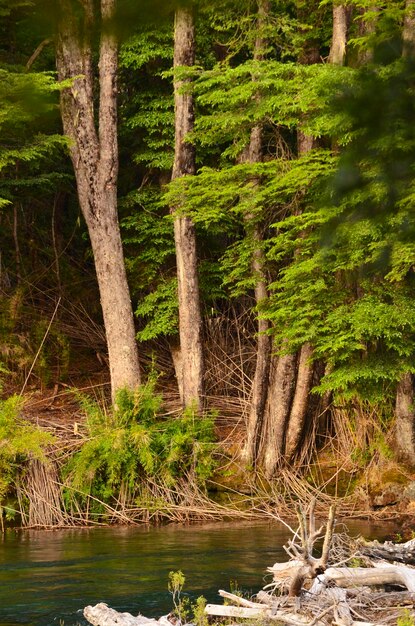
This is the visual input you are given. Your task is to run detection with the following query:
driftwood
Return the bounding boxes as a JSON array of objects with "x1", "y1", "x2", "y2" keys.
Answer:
[
  {"x1": 84, "y1": 604, "x2": 174, "y2": 626},
  {"x1": 358, "y1": 537, "x2": 415, "y2": 566},
  {"x1": 267, "y1": 502, "x2": 336, "y2": 596},
  {"x1": 212, "y1": 502, "x2": 415, "y2": 626},
  {"x1": 320, "y1": 563, "x2": 415, "y2": 592},
  {"x1": 82, "y1": 504, "x2": 415, "y2": 626}
]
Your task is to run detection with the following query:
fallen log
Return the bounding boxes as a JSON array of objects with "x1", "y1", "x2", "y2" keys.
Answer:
[
  {"x1": 204, "y1": 603, "x2": 379, "y2": 626},
  {"x1": 83, "y1": 603, "x2": 173, "y2": 626},
  {"x1": 358, "y1": 538, "x2": 415, "y2": 566},
  {"x1": 321, "y1": 564, "x2": 415, "y2": 592},
  {"x1": 218, "y1": 590, "x2": 261, "y2": 608}
]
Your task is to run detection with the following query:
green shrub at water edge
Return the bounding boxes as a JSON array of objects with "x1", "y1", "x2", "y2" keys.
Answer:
[
  {"x1": 397, "y1": 610, "x2": 415, "y2": 626},
  {"x1": 63, "y1": 378, "x2": 217, "y2": 510},
  {"x1": 0, "y1": 395, "x2": 54, "y2": 510}
]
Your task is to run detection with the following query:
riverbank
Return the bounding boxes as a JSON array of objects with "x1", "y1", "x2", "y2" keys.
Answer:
[{"x1": 2, "y1": 382, "x2": 415, "y2": 530}]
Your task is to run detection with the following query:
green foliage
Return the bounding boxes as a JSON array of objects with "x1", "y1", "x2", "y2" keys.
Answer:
[
  {"x1": 135, "y1": 278, "x2": 179, "y2": 341},
  {"x1": 64, "y1": 379, "x2": 217, "y2": 510},
  {"x1": 0, "y1": 395, "x2": 54, "y2": 503},
  {"x1": 397, "y1": 609, "x2": 415, "y2": 626},
  {"x1": 168, "y1": 570, "x2": 189, "y2": 622},
  {"x1": 119, "y1": 20, "x2": 174, "y2": 171}
]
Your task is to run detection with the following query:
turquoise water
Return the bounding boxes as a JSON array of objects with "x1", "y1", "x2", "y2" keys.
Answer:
[{"x1": 0, "y1": 520, "x2": 394, "y2": 626}]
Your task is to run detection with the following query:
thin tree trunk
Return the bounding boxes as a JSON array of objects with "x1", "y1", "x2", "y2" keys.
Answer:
[
  {"x1": 171, "y1": 6, "x2": 204, "y2": 410},
  {"x1": 328, "y1": 4, "x2": 350, "y2": 66},
  {"x1": 56, "y1": 0, "x2": 141, "y2": 399},
  {"x1": 403, "y1": 0, "x2": 415, "y2": 57},
  {"x1": 285, "y1": 343, "x2": 314, "y2": 460},
  {"x1": 13, "y1": 203, "x2": 21, "y2": 283},
  {"x1": 240, "y1": 0, "x2": 273, "y2": 467},
  {"x1": 394, "y1": 0, "x2": 415, "y2": 464},
  {"x1": 395, "y1": 374, "x2": 415, "y2": 465},
  {"x1": 357, "y1": 5, "x2": 378, "y2": 65},
  {"x1": 262, "y1": 351, "x2": 297, "y2": 477}
]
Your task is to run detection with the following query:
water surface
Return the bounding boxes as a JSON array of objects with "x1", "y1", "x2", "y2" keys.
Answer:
[{"x1": 0, "y1": 520, "x2": 395, "y2": 626}]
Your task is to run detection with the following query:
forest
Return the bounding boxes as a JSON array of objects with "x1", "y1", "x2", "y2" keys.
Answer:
[{"x1": 1, "y1": 0, "x2": 415, "y2": 527}]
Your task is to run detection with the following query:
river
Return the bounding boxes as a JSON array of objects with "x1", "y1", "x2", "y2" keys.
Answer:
[{"x1": 0, "y1": 520, "x2": 396, "y2": 626}]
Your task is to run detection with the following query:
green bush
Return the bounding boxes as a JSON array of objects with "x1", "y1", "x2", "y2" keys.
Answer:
[
  {"x1": 0, "y1": 395, "x2": 54, "y2": 504},
  {"x1": 63, "y1": 378, "x2": 217, "y2": 508}
]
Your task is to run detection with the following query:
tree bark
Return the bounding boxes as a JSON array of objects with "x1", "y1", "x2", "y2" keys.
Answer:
[
  {"x1": 357, "y1": 6, "x2": 378, "y2": 65},
  {"x1": 395, "y1": 372, "x2": 415, "y2": 466},
  {"x1": 171, "y1": 6, "x2": 204, "y2": 410},
  {"x1": 394, "y1": 1, "x2": 415, "y2": 463},
  {"x1": 285, "y1": 342, "x2": 314, "y2": 460},
  {"x1": 56, "y1": 0, "x2": 141, "y2": 399},
  {"x1": 262, "y1": 352, "x2": 297, "y2": 477},
  {"x1": 403, "y1": 0, "x2": 415, "y2": 58},
  {"x1": 328, "y1": 4, "x2": 350, "y2": 66},
  {"x1": 240, "y1": 0, "x2": 272, "y2": 468}
]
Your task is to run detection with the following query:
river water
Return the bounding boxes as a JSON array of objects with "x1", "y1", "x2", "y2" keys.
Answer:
[{"x1": 0, "y1": 520, "x2": 395, "y2": 626}]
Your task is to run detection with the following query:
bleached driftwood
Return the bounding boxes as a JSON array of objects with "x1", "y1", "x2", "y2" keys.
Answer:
[
  {"x1": 205, "y1": 603, "x2": 323, "y2": 625},
  {"x1": 84, "y1": 603, "x2": 174, "y2": 626},
  {"x1": 319, "y1": 563, "x2": 415, "y2": 592},
  {"x1": 358, "y1": 537, "x2": 415, "y2": 565},
  {"x1": 218, "y1": 589, "x2": 262, "y2": 608},
  {"x1": 268, "y1": 503, "x2": 336, "y2": 596}
]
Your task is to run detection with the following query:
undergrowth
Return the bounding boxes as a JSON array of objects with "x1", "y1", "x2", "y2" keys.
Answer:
[
  {"x1": 63, "y1": 377, "x2": 218, "y2": 516},
  {"x1": 0, "y1": 394, "x2": 54, "y2": 521}
]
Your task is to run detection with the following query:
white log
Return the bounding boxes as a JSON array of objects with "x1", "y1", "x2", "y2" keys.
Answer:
[
  {"x1": 268, "y1": 560, "x2": 304, "y2": 580},
  {"x1": 205, "y1": 603, "x2": 324, "y2": 625},
  {"x1": 323, "y1": 565, "x2": 415, "y2": 591},
  {"x1": 205, "y1": 604, "x2": 268, "y2": 618},
  {"x1": 83, "y1": 603, "x2": 170, "y2": 626},
  {"x1": 218, "y1": 590, "x2": 260, "y2": 608}
]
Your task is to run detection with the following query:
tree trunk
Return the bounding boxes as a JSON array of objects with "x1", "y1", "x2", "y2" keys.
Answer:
[
  {"x1": 171, "y1": 6, "x2": 204, "y2": 410},
  {"x1": 393, "y1": 1, "x2": 415, "y2": 464},
  {"x1": 395, "y1": 372, "x2": 415, "y2": 466},
  {"x1": 262, "y1": 352, "x2": 297, "y2": 477},
  {"x1": 357, "y1": 6, "x2": 378, "y2": 65},
  {"x1": 240, "y1": 0, "x2": 273, "y2": 468},
  {"x1": 403, "y1": 0, "x2": 415, "y2": 57},
  {"x1": 328, "y1": 4, "x2": 350, "y2": 66},
  {"x1": 285, "y1": 342, "x2": 314, "y2": 460},
  {"x1": 56, "y1": 0, "x2": 141, "y2": 399}
]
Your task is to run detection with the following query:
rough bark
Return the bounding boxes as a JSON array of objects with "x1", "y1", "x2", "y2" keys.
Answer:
[
  {"x1": 239, "y1": 1, "x2": 273, "y2": 468},
  {"x1": 328, "y1": 4, "x2": 350, "y2": 66},
  {"x1": 357, "y1": 6, "x2": 378, "y2": 65},
  {"x1": 262, "y1": 352, "x2": 297, "y2": 477},
  {"x1": 403, "y1": 0, "x2": 415, "y2": 58},
  {"x1": 171, "y1": 6, "x2": 204, "y2": 410},
  {"x1": 279, "y1": 32, "x2": 320, "y2": 466},
  {"x1": 285, "y1": 342, "x2": 314, "y2": 460},
  {"x1": 395, "y1": 372, "x2": 415, "y2": 466},
  {"x1": 56, "y1": 0, "x2": 141, "y2": 399}
]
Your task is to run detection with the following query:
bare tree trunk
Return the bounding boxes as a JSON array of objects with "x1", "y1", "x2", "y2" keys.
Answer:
[
  {"x1": 395, "y1": 373, "x2": 415, "y2": 466},
  {"x1": 240, "y1": 0, "x2": 273, "y2": 468},
  {"x1": 403, "y1": 0, "x2": 415, "y2": 57},
  {"x1": 393, "y1": 0, "x2": 415, "y2": 463},
  {"x1": 171, "y1": 6, "x2": 204, "y2": 410},
  {"x1": 56, "y1": 0, "x2": 141, "y2": 399},
  {"x1": 328, "y1": 4, "x2": 350, "y2": 66},
  {"x1": 357, "y1": 5, "x2": 378, "y2": 65},
  {"x1": 285, "y1": 343, "x2": 314, "y2": 460},
  {"x1": 262, "y1": 351, "x2": 297, "y2": 477}
]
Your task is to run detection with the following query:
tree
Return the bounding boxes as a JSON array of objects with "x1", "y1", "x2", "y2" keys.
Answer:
[
  {"x1": 56, "y1": 0, "x2": 141, "y2": 399},
  {"x1": 170, "y1": 4, "x2": 204, "y2": 410},
  {"x1": 240, "y1": 0, "x2": 273, "y2": 468}
]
